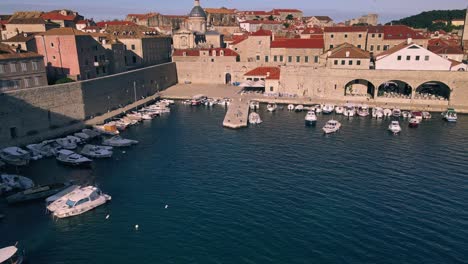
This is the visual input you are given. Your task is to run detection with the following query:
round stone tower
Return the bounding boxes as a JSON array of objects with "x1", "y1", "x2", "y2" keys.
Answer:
[{"x1": 188, "y1": 0, "x2": 207, "y2": 33}]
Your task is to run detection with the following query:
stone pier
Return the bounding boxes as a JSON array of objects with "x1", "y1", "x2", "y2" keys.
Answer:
[{"x1": 223, "y1": 98, "x2": 250, "y2": 129}]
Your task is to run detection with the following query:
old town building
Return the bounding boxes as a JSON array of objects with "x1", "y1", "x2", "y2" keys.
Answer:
[
  {"x1": 4, "y1": 12, "x2": 60, "y2": 40},
  {"x1": 323, "y1": 43, "x2": 371, "y2": 69}
]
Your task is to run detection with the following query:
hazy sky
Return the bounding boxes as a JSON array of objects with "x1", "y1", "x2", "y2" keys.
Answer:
[{"x1": 0, "y1": 0, "x2": 466, "y2": 23}]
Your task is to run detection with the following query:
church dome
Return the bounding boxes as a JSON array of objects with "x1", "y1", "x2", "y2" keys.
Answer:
[{"x1": 189, "y1": 0, "x2": 206, "y2": 18}]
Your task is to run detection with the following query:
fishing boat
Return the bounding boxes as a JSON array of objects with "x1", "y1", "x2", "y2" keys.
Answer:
[
  {"x1": 442, "y1": 108, "x2": 457, "y2": 122},
  {"x1": 6, "y1": 182, "x2": 72, "y2": 204},
  {"x1": 322, "y1": 120, "x2": 341, "y2": 134},
  {"x1": 294, "y1": 105, "x2": 304, "y2": 112},
  {"x1": 126, "y1": 112, "x2": 143, "y2": 121},
  {"x1": 357, "y1": 105, "x2": 370, "y2": 117},
  {"x1": 322, "y1": 104, "x2": 334, "y2": 114},
  {"x1": 335, "y1": 106, "x2": 344, "y2": 115},
  {"x1": 80, "y1": 145, "x2": 113, "y2": 158},
  {"x1": 102, "y1": 136, "x2": 138, "y2": 147},
  {"x1": 411, "y1": 111, "x2": 423, "y2": 121},
  {"x1": 0, "y1": 245, "x2": 24, "y2": 264},
  {"x1": 422, "y1": 112, "x2": 432, "y2": 119},
  {"x1": 50, "y1": 186, "x2": 111, "y2": 218},
  {"x1": 248, "y1": 112, "x2": 262, "y2": 125},
  {"x1": 388, "y1": 121, "x2": 402, "y2": 134},
  {"x1": 45, "y1": 184, "x2": 80, "y2": 207},
  {"x1": 267, "y1": 104, "x2": 277, "y2": 112},
  {"x1": 0, "y1": 147, "x2": 30, "y2": 166},
  {"x1": 287, "y1": 104, "x2": 294, "y2": 111},
  {"x1": 0, "y1": 174, "x2": 35, "y2": 196},
  {"x1": 409, "y1": 118, "x2": 420, "y2": 128},
  {"x1": 305, "y1": 111, "x2": 317, "y2": 126},
  {"x1": 392, "y1": 108, "x2": 402, "y2": 118},
  {"x1": 56, "y1": 150, "x2": 92, "y2": 167},
  {"x1": 383, "y1": 108, "x2": 392, "y2": 118}
]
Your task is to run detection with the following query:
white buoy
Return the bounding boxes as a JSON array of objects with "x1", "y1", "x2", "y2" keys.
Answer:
[
  {"x1": 165, "y1": 205, "x2": 168, "y2": 209},
  {"x1": 135, "y1": 224, "x2": 139, "y2": 230},
  {"x1": 106, "y1": 214, "x2": 110, "y2": 219}
]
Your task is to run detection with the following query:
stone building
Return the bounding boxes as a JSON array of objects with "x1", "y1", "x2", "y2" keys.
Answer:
[
  {"x1": 304, "y1": 16, "x2": 334, "y2": 28},
  {"x1": 270, "y1": 38, "x2": 324, "y2": 66},
  {"x1": 239, "y1": 20, "x2": 283, "y2": 33},
  {"x1": 270, "y1": 9, "x2": 303, "y2": 20},
  {"x1": 345, "y1": 14, "x2": 378, "y2": 26},
  {"x1": 323, "y1": 43, "x2": 371, "y2": 69},
  {"x1": 366, "y1": 25, "x2": 428, "y2": 53},
  {"x1": 5, "y1": 12, "x2": 60, "y2": 40},
  {"x1": 126, "y1": 13, "x2": 187, "y2": 30},
  {"x1": 0, "y1": 43, "x2": 47, "y2": 92},
  {"x1": 462, "y1": 8, "x2": 468, "y2": 55},
  {"x1": 230, "y1": 29, "x2": 272, "y2": 62},
  {"x1": 41, "y1": 9, "x2": 83, "y2": 28},
  {"x1": 1, "y1": 32, "x2": 37, "y2": 52},
  {"x1": 244, "y1": 66, "x2": 280, "y2": 94},
  {"x1": 205, "y1": 8, "x2": 237, "y2": 27},
  {"x1": 323, "y1": 26, "x2": 368, "y2": 50},
  {"x1": 172, "y1": 48, "x2": 238, "y2": 63}
]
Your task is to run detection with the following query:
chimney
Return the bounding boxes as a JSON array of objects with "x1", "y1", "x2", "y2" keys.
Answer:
[
  {"x1": 407, "y1": 38, "x2": 412, "y2": 45},
  {"x1": 345, "y1": 51, "x2": 350, "y2": 57},
  {"x1": 266, "y1": 72, "x2": 270, "y2": 77}
]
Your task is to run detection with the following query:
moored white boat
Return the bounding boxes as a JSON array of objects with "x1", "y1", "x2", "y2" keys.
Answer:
[
  {"x1": 50, "y1": 186, "x2": 111, "y2": 218},
  {"x1": 322, "y1": 120, "x2": 341, "y2": 134},
  {"x1": 392, "y1": 108, "x2": 402, "y2": 118},
  {"x1": 46, "y1": 184, "x2": 80, "y2": 207},
  {"x1": 294, "y1": 105, "x2": 304, "y2": 112},
  {"x1": 248, "y1": 112, "x2": 262, "y2": 125},
  {"x1": 305, "y1": 111, "x2": 317, "y2": 126},
  {"x1": 409, "y1": 118, "x2": 420, "y2": 128},
  {"x1": 442, "y1": 108, "x2": 457, "y2": 122},
  {"x1": 411, "y1": 111, "x2": 423, "y2": 121},
  {"x1": 343, "y1": 105, "x2": 355, "y2": 117},
  {"x1": 0, "y1": 147, "x2": 30, "y2": 166},
  {"x1": 422, "y1": 112, "x2": 432, "y2": 119},
  {"x1": 335, "y1": 106, "x2": 344, "y2": 115},
  {"x1": 322, "y1": 104, "x2": 334, "y2": 114},
  {"x1": 0, "y1": 174, "x2": 35, "y2": 195},
  {"x1": 250, "y1": 101, "x2": 260, "y2": 110},
  {"x1": 26, "y1": 142, "x2": 56, "y2": 158},
  {"x1": 56, "y1": 149, "x2": 92, "y2": 167},
  {"x1": 80, "y1": 145, "x2": 113, "y2": 158},
  {"x1": 357, "y1": 105, "x2": 370, "y2": 117},
  {"x1": 82, "y1": 129, "x2": 101, "y2": 139},
  {"x1": 102, "y1": 136, "x2": 138, "y2": 147},
  {"x1": 383, "y1": 108, "x2": 392, "y2": 117},
  {"x1": 0, "y1": 245, "x2": 24, "y2": 264},
  {"x1": 55, "y1": 138, "x2": 77, "y2": 150},
  {"x1": 388, "y1": 121, "x2": 402, "y2": 134},
  {"x1": 287, "y1": 104, "x2": 295, "y2": 111},
  {"x1": 74, "y1": 132, "x2": 91, "y2": 141},
  {"x1": 6, "y1": 182, "x2": 73, "y2": 204},
  {"x1": 402, "y1": 111, "x2": 410, "y2": 118},
  {"x1": 267, "y1": 104, "x2": 277, "y2": 112},
  {"x1": 312, "y1": 104, "x2": 322, "y2": 114}
]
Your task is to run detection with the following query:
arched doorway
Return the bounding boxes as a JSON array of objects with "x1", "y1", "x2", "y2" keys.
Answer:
[
  {"x1": 344, "y1": 79, "x2": 375, "y2": 98},
  {"x1": 377, "y1": 80, "x2": 412, "y2": 99},
  {"x1": 225, "y1": 73, "x2": 232, "y2": 84},
  {"x1": 415, "y1": 81, "x2": 451, "y2": 100}
]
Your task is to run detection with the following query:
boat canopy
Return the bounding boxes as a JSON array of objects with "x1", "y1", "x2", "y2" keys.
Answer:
[{"x1": 0, "y1": 246, "x2": 17, "y2": 263}]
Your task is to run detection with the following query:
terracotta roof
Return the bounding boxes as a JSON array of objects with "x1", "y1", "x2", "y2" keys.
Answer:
[
  {"x1": 8, "y1": 17, "x2": 46, "y2": 25},
  {"x1": 271, "y1": 38, "x2": 324, "y2": 49},
  {"x1": 127, "y1": 13, "x2": 159, "y2": 20},
  {"x1": 301, "y1": 27, "x2": 323, "y2": 34},
  {"x1": 244, "y1": 67, "x2": 280, "y2": 80},
  {"x1": 241, "y1": 20, "x2": 282, "y2": 25},
  {"x1": 238, "y1": 11, "x2": 270, "y2": 16},
  {"x1": 96, "y1": 21, "x2": 137, "y2": 27},
  {"x1": 311, "y1": 16, "x2": 333, "y2": 22},
  {"x1": 271, "y1": 9, "x2": 302, "y2": 14},
  {"x1": 0, "y1": 43, "x2": 43, "y2": 60},
  {"x1": 324, "y1": 26, "x2": 367, "y2": 33},
  {"x1": 82, "y1": 26, "x2": 101, "y2": 31},
  {"x1": 375, "y1": 41, "x2": 412, "y2": 59},
  {"x1": 103, "y1": 25, "x2": 163, "y2": 39},
  {"x1": 250, "y1": 28, "x2": 272, "y2": 36},
  {"x1": 204, "y1": 8, "x2": 237, "y2": 14},
  {"x1": 2, "y1": 32, "x2": 37, "y2": 42},
  {"x1": 41, "y1": 12, "x2": 77, "y2": 21},
  {"x1": 428, "y1": 45, "x2": 464, "y2": 55},
  {"x1": 448, "y1": 59, "x2": 464, "y2": 67},
  {"x1": 368, "y1": 25, "x2": 426, "y2": 40},
  {"x1": 173, "y1": 48, "x2": 239, "y2": 57},
  {"x1": 37, "y1": 27, "x2": 88, "y2": 36},
  {"x1": 229, "y1": 35, "x2": 249, "y2": 45},
  {"x1": 327, "y1": 43, "x2": 370, "y2": 59}
]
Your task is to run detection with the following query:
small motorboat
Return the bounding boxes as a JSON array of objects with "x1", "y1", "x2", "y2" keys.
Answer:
[
  {"x1": 183, "y1": 99, "x2": 191, "y2": 105},
  {"x1": 322, "y1": 104, "x2": 334, "y2": 114},
  {"x1": 80, "y1": 145, "x2": 113, "y2": 158},
  {"x1": 56, "y1": 149, "x2": 92, "y2": 167},
  {"x1": 0, "y1": 174, "x2": 35, "y2": 196},
  {"x1": 287, "y1": 104, "x2": 295, "y2": 111},
  {"x1": 392, "y1": 108, "x2": 402, "y2": 118},
  {"x1": 335, "y1": 106, "x2": 344, "y2": 115},
  {"x1": 160, "y1": 99, "x2": 175, "y2": 105},
  {"x1": 305, "y1": 111, "x2": 317, "y2": 126},
  {"x1": 442, "y1": 108, "x2": 457, "y2": 122},
  {"x1": 357, "y1": 105, "x2": 370, "y2": 117},
  {"x1": 411, "y1": 111, "x2": 423, "y2": 121},
  {"x1": 0, "y1": 245, "x2": 24, "y2": 264},
  {"x1": 6, "y1": 182, "x2": 73, "y2": 204},
  {"x1": 343, "y1": 105, "x2": 355, "y2": 117},
  {"x1": 126, "y1": 112, "x2": 143, "y2": 121},
  {"x1": 402, "y1": 111, "x2": 410, "y2": 118},
  {"x1": 0, "y1": 147, "x2": 30, "y2": 166},
  {"x1": 422, "y1": 112, "x2": 432, "y2": 119},
  {"x1": 248, "y1": 112, "x2": 262, "y2": 125},
  {"x1": 383, "y1": 108, "x2": 392, "y2": 118},
  {"x1": 102, "y1": 136, "x2": 138, "y2": 147},
  {"x1": 93, "y1": 124, "x2": 119, "y2": 135},
  {"x1": 312, "y1": 104, "x2": 322, "y2": 114},
  {"x1": 267, "y1": 104, "x2": 277, "y2": 112},
  {"x1": 50, "y1": 186, "x2": 111, "y2": 218},
  {"x1": 191, "y1": 99, "x2": 201, "y2": 106},
  {"x1": 55, "y1": 138, "x2": 77, "y2": 150},
  {"x1": 250, "y1": 101, "x2": 260, "y2": 110},
  {"x1": 388, "y1": 121, "x2": 402, "y2": 134},
  {"x1": 372, "y1": 107, "x2": 384, "y2": 119},
  {"x1": 82, "y1": 129, "x2": 101, "y2": 139},
  {"x1": 74, "y1": 132, "x2": 91, "y2": 141},
  {"x1": 45, "y1": 184, "x2": 80, "y2": 207},
  {"x1": 294, "y1": 105, "x2": 304, "y2": 112},
  {"x1": 322, "y1": 120, "x2": 341, "y2": 134},
  {"x1": 26, "y1": 142, "x2": 56, "y2": 158},
  {"x1": 409, "y1": 118, "x2": 420, "y2": 128}
]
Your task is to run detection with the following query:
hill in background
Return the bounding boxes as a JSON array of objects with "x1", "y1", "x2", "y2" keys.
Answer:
[{"x1": 387, "y1": 9, "x2": 466, "y2": 32}]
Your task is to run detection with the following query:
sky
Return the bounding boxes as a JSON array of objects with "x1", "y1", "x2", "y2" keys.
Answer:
[{"x1": 0, "y1": 0, "x2": 466, "y2": 23}]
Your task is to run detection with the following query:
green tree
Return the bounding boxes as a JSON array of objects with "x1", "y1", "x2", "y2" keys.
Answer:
[
  {"x1": 283, "y1": 22, "x2": 290, "y2": 28},
  {"x1": 286, "y1": 14, "x2": 294, "y2": 20},
  {"x1": 55, "y1": 77, "x2": 75, "y2": 84},
  {"x1": 268, "y1": 15, "x2": 275, "y2": 21}
]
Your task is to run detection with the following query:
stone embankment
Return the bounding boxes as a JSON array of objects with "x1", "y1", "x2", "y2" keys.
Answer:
[{"x1": 223, "y1": 98, "x2": 249, "y2": 129}]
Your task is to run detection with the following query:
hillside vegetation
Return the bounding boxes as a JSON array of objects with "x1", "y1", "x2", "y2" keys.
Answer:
[{"x1": 387, "y1": 9, "x2": 466, "y2": 31}]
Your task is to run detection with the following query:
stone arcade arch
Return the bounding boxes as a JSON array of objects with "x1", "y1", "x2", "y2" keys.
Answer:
[
  {"x1": 225, "y1": 73, "x2": 232, "y2": 84},
  {"x1": 344, "y1": 79, "x2": 375, "y2": 99},
  {"x1": 415, "y1": 81, "x2": 451, "y2": 101},
  {"x1": 377, "y1": 80, "x2": 413, "y2": 99}
]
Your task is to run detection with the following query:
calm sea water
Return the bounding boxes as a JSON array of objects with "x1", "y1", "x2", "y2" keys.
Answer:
[{"x1": 1, "y1": 104, "x2": 467, "y2": 264}]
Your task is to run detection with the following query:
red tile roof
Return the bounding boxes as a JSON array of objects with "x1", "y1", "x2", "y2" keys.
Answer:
[
  {"x1": 238, "y1": 11, "x2": 270, "y2": 16},
  {"x1": 327, "y1": 43, "x2": 370, "y2": 59},
  {"x1": 301, "y1": 27, "x2": 323, "y2": 34},
  {"x1": 324, "y1": 26, "x2": 367, "y2": 33},
  {"x1": 271, "y1": 38, "x2": 324, "y2": 49},
  {"x1": 244, "y1": 67, "x2": 280, "y2": 80},
  {"x1": 368, "y1": 25, "x2": 426, "y2": 40},
  {"x1": 271, "y1": 9, "x2": 303, "y2": 15},
  {"x1": 173, "y1": 48, "x2": 239, "y2": 57},
  {"x1": 204, "y1": 8, "x2": 237, "y2": 14},
  {"x1": 96, "y1": 21, "x2": 137, "y2": 27},
  {"x1": 41, "y1": 12, "x2": 77, "y2": 21},
  {"x1": 241, "y1": 20, "x2": 282, "y2": 25},
  {"x1": 230, "y1": 35, "x2": 249, "y2": 45},
  {"x1": 250, "y1": 28, "x2": 272, "y2": 36},
  {"x1": 428, "y1": 45, "x2": 464, "y2": 55}
]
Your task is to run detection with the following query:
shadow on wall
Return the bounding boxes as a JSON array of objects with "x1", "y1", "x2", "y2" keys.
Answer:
[{"x1": 46, "y1": 63, "x2": 71, "y2": 84}]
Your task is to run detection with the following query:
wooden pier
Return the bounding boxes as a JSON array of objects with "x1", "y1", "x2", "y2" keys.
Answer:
[{"x1": 223, "y1": 98, "x2": 250, "y2": 129}]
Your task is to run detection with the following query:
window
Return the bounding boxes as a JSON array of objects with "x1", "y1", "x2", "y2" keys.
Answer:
[
  {"x1": 358, "y1": 34, "x2": 362, "y2": 38},
  {"x1": 397, "y1": 56, "x2": 402, "y2": 61},
  {"x1": 357, "y1": 45, "x2": 361, "y2": 49},
  {"x1": 416, "y1": 56, "x2": 420, "y2": 61},
  {"x1": 96, "y1": 67, "x2": 100, "y2": 74},
  {"x1": 0, "y1": 64, "x2": 4, "y2": 73},
  {"x1": 344, "y1": 34, "x2": 348, "y2": 38},
  {"x1": 288, "y1": 56, "x2": 292, "y2": 63},
  {"x1": 378, "y1": 34, "x2": 382, "y2": 38},
  {"x1": 377, "y1": 45, "x2": 380, "y2": 51},
  {"x1": 258, "y1": 41, "x2": 262, "y2": 45},
  {"x1": 383, "y1": 45, "x2": 389, "y2": 51},
  {"x1": 334, "y1": 60, "x2": 338, "y2": 65},
  {"x1": 372, "y1": 34, "x2": 375, "y2": 38},
  {"x1": 331, "y1": 34, "x2": 334, "y2": 38},
  {"x1": 280, "y1": 55, "x2": 283, "y2": 62},
  {"x1": 329, "y1": 45, "x2": 333, "y2": 49},
  {"x1": 34, "y1": 76, "x2": 40, "y2": 85},
  {"x1": 94, "y1": 56, "x2": 98, "y2": 62},
  {"x1": 296, "y1": 56, "x2": 300, "y2": 63},
  {"x1": 211, "y1": 58, "x2": 214, "y2": 62},
  {"x1": 20, "y1": 62, "x2": 27, "y2": 71},
  {"x1": 131, "y1": 44, "x2": 135, "y2": 50},
  {"x1": 265, "y1": 56, "x2": 269, "y2": 62},
  {"x1": 305, "y1": 56, "x2": 309, "y2": 63},
  {"x1": 10, "y1": 127, "x2": 17, "y2": 139},
  {"x1": 357, "y1": 60, "x2": 361, "y2": 65},
  {"x1": 32, "y1": 61, "x2": 38, "y2": 71},
  {"x1": 256, "y1": 55, "x2": 260, "y2": 61},
  {"x1": 50, "y1": 42, "x2": 54, "y2": 47},
  {"x1": 274, "y1": 55, "x2": 278, "y2": 62},
  {"x1": 52, "y1": 56, "x2": 56, "y2": 60},
  {"x1": 132, "y1": 56, "x2": 137, "y2": 63},
  {"x1": 406, "y1": 55, "x2": 411, "y2": 61},
  {"x1": 94, "y1": 45, "x2": 98, "y2": 51},
  {"x1": 102, "y1": 67, "x2": 106, "y2": 73},
  {"x1": 349, "y1": 60, "x2": 353, "y2": 65},
  {"x1": 370, "y1": 45, "x2": 374, "y2": 51},
  {"x1": 10, "y1": 63, "x2": 16, "y2": 72},
  {"x1": 314, "y1": 56, "x2": 319, "y2": 63},
  {"x1": 12, "y1": 80, "x2": 19, "y2": 89},
  {"x1": 270, "y1": 86, "x2": 273, "y2": 92},
  {"x1": 341, "y1": 60, "x2": 345, "y2": 65},
  {"x1": 24, "y1": 78, "x2": 30, "y2": 87},
  {"x1": 425, "y1": 56, "x2": 429, "y2": 61}
]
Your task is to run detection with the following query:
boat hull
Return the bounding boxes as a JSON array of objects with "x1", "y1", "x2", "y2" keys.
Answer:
[{"x1": 305, "y1": 120, "x2": 317, "y2": 126}]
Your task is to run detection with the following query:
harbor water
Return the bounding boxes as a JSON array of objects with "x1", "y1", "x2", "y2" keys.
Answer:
[{"x1": 1, "y1": 104, "x2": 467, "y2": 263}]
